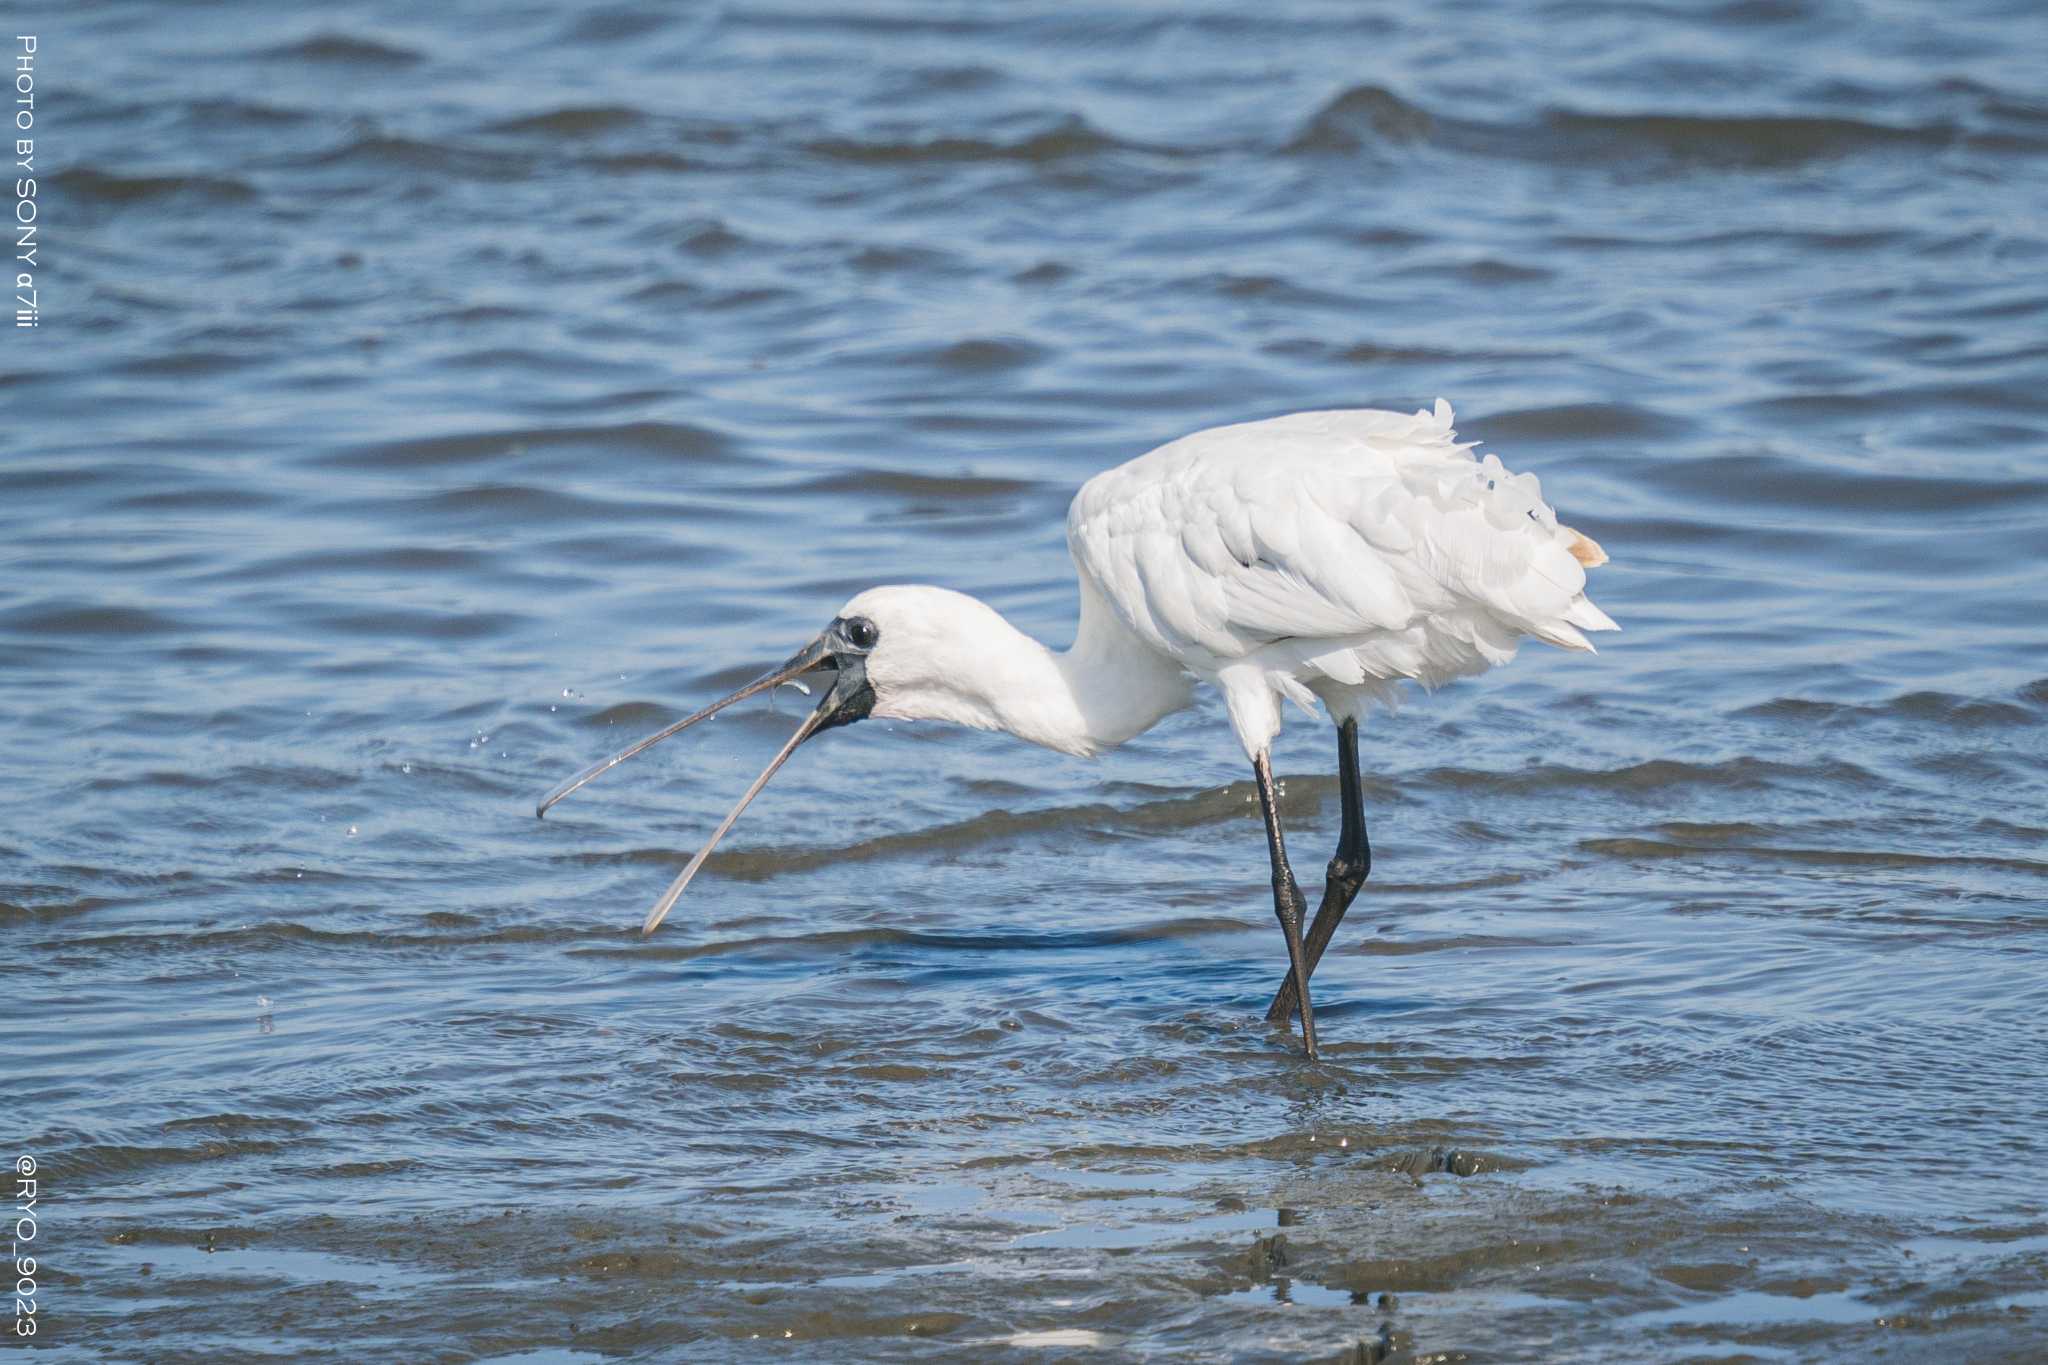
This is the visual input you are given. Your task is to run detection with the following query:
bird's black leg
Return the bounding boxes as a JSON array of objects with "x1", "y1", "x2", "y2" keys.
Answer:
[
  {"x1": 1266, "y1": 718, "x2": 1370, "y2": 1024},
  {"x1": 1253, "y1": 748, "x2": 1318, "y2": 1059}
]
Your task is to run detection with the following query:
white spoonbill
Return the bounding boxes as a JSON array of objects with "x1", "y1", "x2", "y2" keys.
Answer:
[{"x1": 539, "y1": 400, "x2": 1614, "y2": 1057}]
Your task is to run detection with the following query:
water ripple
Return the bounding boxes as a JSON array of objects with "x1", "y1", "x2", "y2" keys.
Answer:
[{"x1": 23, "y1": 1, "x2": 2048, "y2": 1358}]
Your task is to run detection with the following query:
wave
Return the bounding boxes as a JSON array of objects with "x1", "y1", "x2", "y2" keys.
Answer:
[
  {"x1": 1286, "y1": 86, "x2": 1438, "y2": 153},
  {"x1": 56, "y1": 168, "x2": 257, "y2": 204},
  {"x1": 309, "y1": 134, "x2": 531, "y2": 179},
  {"x1": 159, "y1": 1113, "x2": 316, "y2": 1137},
  {"x1": 179, "y1": 98, "x2": 313, "y2": 128},
  {"x1": 0, "y1": 602, "x2": 183, "y2": 638},
  {"x1": 553, "y1": 786, "x2": 1274, "y2": 881},
  {"x1": 1543, "y1": 109, "x2": 1953, "y2": 166},
  {"x1": 1264, "y1": 337, "x2": 1568, "y2": 367},
  {"x1": 484, "y1": 106, "x2": 646, "y2": 138},
  {"x1": 584, "y1": 918, "x2": 1255, "y2": 963},
  {"x1": 51, "y1": 913, "x2": 1251, "y2": 961},
  {"x1": 1579, "y1": 837, "x2": 2048, "y2": 877},
  {"x1": 1477, "y1": 403, "x2": 1694, "y2": 442},
  {"x1": 325, "y1": 420, "x2": 737, "y2": 471},
  {"x1": 789, "y1": 468, "x2": 1041, "y2": 499},
  {"x1": 1739, "y1": 688, "x2": 2043, "y2": 728},
  {"x1": 546, "y1": 755, "x2": 1910, "y2": 887},
  {"x1": 1420, "y1": 756, "x2": 1879, "y2": 795},
  {"x1": 53, "y1": 1140, "x2": 287, "y2": 1180},
  {"x1": 1649, "y1": 450, "x2": 2048, "y2": 513},
  {"x1": 806, "y1": 114, "x2": 1129, "y2": 165},
  {"x1": 258, "y1": 33, "x2": 424, "y2": 66},
  {"x1": 1286, "y1": 84, "x2": 2020, "y2": 169},
  {"x1": 1346, "y1": 933, "x2": 1558, "y2": 957}
]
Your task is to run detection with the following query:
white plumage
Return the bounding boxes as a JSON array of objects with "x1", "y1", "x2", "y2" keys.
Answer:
[
  {"x1": 543, "y1": 399, "x2": 1615, "y2": 1056},
  {"x1": 1062, "y1": 398, "x2": 1614, "y2": 759}
]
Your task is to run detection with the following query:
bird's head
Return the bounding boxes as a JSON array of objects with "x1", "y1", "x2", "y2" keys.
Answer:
[{"x1": 835, "y1": 584, "x2": 1033, "y2": 728}]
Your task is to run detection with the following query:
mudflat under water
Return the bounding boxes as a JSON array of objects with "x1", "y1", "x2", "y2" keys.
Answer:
[{"x1": 10, "y1": 1, "x2": 2048, "y2": 1360}]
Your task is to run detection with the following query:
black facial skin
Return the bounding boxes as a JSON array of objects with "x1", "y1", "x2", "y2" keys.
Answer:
[{"x1": 814, "y1": 615, "x2": 879, "y2": 731}]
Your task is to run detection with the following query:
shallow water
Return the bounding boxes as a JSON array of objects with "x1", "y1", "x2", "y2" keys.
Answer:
[{"x1": 10, "y1": 0, "x2": 2048, "y2": 1360}]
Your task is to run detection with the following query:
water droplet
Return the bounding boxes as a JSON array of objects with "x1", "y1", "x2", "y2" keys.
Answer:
[{"x1": 347, "y1": 825, "x2": 358, "y2": 837}]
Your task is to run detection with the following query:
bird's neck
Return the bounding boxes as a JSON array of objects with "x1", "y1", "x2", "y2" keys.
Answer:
[
  {"x1": 988, "y1": 585, "x2": 1195, "y2": 757},
  {"x1": 865, "y1": 584, "x2": 1194, "y2": 757}
]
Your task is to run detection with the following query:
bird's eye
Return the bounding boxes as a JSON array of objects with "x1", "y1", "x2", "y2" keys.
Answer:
[{"x1": 845, "y1": 616, "x2": 879, "y2": 650}]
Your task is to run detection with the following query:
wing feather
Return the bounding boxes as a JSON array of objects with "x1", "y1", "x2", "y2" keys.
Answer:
[{"x1": 1068, "y1": 403, "x2": 1615, "y2": 678}]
